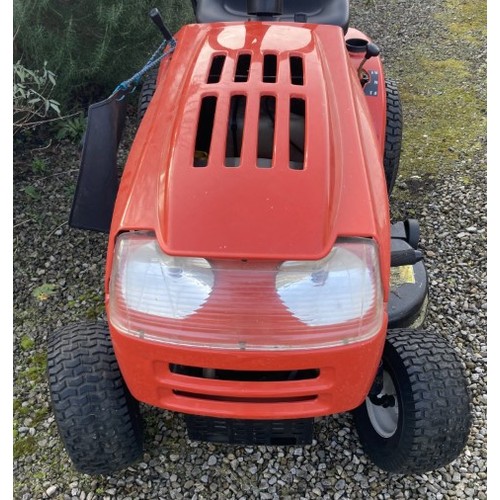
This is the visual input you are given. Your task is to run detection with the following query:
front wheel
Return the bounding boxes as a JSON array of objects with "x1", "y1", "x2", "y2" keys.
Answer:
[
  {"x1": 353, "y1": 329, "x2": 471, "y2": 474},
  {"x1": 47, "y1": 322, "x2": 144, "y2": 475}
]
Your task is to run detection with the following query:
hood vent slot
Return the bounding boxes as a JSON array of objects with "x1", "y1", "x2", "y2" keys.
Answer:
[
  {"x1": 257, "y1": 96, "x2": 276, "y2": 168},
  {"x1": 263, "y1": 54, "x2": 277, "y2": 83},
  {"x1": 235, "y1": 54, "x2": 251, "y2": 82},
  {"x1": 207, "y1": 55, "x2": 226, "y2": 83},
  {"x1": 290, "y1": 56, "x2": 304, "y2": 85},
  {"x1": 225, "y1": 95, "x2": 247, "y2": 167},
  {"x1": 194, "y1": 96, "x2": 217, "y2": 167},
  {"x1": 290, "y1": 98, "x2": 305, "y2": 169}
]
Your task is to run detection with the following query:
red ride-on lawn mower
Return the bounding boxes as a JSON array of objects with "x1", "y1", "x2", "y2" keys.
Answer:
[{"x1": 48, "y1": 1, "x2": 471, "y2": 475}]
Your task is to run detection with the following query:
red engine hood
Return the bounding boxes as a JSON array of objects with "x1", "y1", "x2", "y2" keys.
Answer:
[{"x1": 112, "y1": 22, "x2": 389, "y2": 261}]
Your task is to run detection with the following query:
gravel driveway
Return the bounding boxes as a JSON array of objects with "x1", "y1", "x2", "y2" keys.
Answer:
[{"x1": 13, "y1": 0, "x2": 486, "y2": 498}]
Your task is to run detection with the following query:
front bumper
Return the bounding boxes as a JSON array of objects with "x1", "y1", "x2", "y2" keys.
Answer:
[{"x1": 110, "y1": 317, "x2": 386, "y2": 420}]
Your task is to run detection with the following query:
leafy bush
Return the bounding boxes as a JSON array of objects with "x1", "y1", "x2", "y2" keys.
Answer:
[
  {"x1": 55, "y1": 113, "x2": 86, "y2": 142},
  {"x1": 13, "y1": 61, "x2": 61, "y2": 135},
  {"x1": 13, "y1": 0, "x2": 194, "y2": 109}
]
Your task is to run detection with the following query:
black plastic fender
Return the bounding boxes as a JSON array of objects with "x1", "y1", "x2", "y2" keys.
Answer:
[
  {"x1": 69, "y1": 90, "x2": 128, "y2": 232},
  {"x1": 388, "y1": 238, "x2": 428, "y2": 328}
]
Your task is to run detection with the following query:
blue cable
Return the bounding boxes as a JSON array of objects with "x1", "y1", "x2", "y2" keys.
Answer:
[{"x1": 112, "y1": 38, "x2": 177, "y2": 96}]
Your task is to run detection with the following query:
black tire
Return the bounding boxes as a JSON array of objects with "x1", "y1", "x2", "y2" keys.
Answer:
[
  {"x1": 384, "y1": 79, "x2": 403, "y2": 195},
  {"x1": 47, "y1": 322, "x2": 144, "y2": 475},
  {"x1": 137, "y1": 69, "x2": 158, "y2": 123},
  {"x1": 353, "y1": 329, "x2": 471, "y2": 474}
]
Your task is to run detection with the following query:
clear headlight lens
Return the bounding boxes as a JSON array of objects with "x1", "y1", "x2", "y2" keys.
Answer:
[
  {"x1": 276, "y1": 239, "x2": 380, "y2": 327},
  {"x1": 109, "y1": 233, "x2": 384, "y2": 350},
  {"x1": 110, "y1": 232, "x2": 213, "y2": 319}
]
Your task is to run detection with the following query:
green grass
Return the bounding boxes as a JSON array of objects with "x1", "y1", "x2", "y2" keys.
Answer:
[
  {"x1": 19, "y1": 352, "x2": 47, "y2": 384},
  {"x1": 31, "y1": 407, "x2": 50, "y2": 427},
  {"x1": 20, "y1": 336, "x2": 35, "y2": 351},
  {"x1": 399, "y1": 57, "x2": 485, "y2": 177},
  {"x1": 13, "y1": 398, "x2": 30, "y2": 417},
  {"x1": 395, "y1": 0, "x2": 486, "y2": 179},
  {"x1": 13, "y1": 436, "x2": 37, "y2": 459},
  {"x1": 440, "y1": 0, "x2": 487, "y2": 45}
]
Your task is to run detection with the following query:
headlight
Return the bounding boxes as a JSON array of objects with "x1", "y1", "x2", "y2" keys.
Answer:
[
  {"x1": 110, "y1": 232, "x2": 213, "y2": 319},
  {"x1": 276, "y1": 239, "x2": 380, "y2": 327},
  {"x1": 109, "y1": 233, "x2": 384, "y2": 350}
]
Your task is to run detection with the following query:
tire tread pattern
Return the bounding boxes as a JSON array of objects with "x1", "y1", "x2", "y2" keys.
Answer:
[
  {"x1": 47, "y1": 322, "x2": 143, "y2": 475},
  {"x1": 137, "y1": 69, "x2": 158, "y2": 122},
  {"x1": 354, "y1": 329, "x2": 471, "y2": 474},
  {"x1": 384, "y1": 79, "x2": 403, "y2": 195}
]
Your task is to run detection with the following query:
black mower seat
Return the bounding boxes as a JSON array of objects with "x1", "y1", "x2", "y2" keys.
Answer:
[{"x1": 195, "y1": 0, "x2": 349, "y2": 31}]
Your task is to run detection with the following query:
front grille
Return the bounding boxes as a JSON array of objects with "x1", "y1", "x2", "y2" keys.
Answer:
[
  {"x1": 170, "y1": 364, "x2": 320, "y2": 381},
  {"x1": 174, "y1": 391, "x2": 317, "y2": 404}
]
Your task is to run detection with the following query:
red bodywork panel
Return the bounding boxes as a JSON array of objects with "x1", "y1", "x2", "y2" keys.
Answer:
[
  {"x1": 106, "y1": 22, "x2": 391, "y2": 419},
  {"x1": 111, "y1": 322, "x2": 386, "y2": 419},
  {"x1": 108, "y1": 23, "x2": 389, "y2": 262}
]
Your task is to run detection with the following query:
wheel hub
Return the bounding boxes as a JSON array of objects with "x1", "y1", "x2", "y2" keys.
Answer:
[{"x1": 365, "y1": 370, "x2": 399, "y2": 438}]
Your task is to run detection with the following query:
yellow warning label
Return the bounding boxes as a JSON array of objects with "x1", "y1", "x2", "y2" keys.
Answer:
[{"x1": 390, "y1": 265, "x2": 416, "y2": 287}]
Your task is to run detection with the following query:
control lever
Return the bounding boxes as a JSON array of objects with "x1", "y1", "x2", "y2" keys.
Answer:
[
  {"x1": 149, "y1": 8, "x2": 173, "y2": 42},
  {"x1": 358, "y1": 42, "x2": 380, "y2": 81}
]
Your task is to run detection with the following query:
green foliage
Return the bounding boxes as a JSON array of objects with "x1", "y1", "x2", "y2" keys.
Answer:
[
  {"x1": 56, "y1": 113, "x2": 86, "y2": 142},
  {"x1": 19, "y1": 352, "x2": 47, "y2": 383},
  {"x1": 31, "y1": 407, "x2": 50, "y2": 426},
  {"x1": 13, "y1": 61, "x2": 61, "y2": 134},
  {"x1": 14, "y1": 436, "x2": 37, "y2": 459},
  {"x1": 20, "y1": 336, "x2": 35, "y2": 351},
  {"x1": 23, "y1": 185, "x2": 39, "y2": 200},
  {"x1": 32, "y1": 283, "x2": 58, "y2": 300},
  {"x1": 31, "y1": 157, "x2": 48, "y2": 174},
  {"x1": 14, "y1": 0, "x2": 195, "y2": 108},
  {"x1": 14, "y1": 399, "x2": 30, "y2": 416}
]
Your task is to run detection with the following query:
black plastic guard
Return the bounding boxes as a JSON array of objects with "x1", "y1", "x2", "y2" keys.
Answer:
[
  {"x1": 69, "y1": 90, "x2": 128, "y2": 232},
  {"x1": 184, "y1": 415, "x2": 314, "y2": 445}
]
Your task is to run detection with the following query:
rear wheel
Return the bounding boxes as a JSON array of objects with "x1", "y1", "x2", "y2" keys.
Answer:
[
  {"x1": 137, "y1": 69, "x2": 158, "y2": 122},
  {"x1": 353, "y1": 329, "x2": 471, "y2": 474},
  {"x1": 384, "y1": 79, "x2": 403, "y2": 195},
  {"x1": 47, "y1": 322, "x2": 144, "y2": 475}
]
